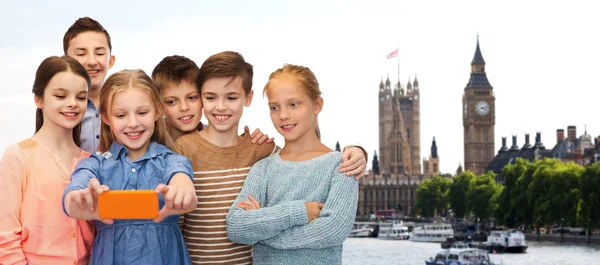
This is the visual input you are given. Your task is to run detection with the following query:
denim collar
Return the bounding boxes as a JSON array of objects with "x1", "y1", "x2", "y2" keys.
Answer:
[{"x1": 108, "y1": 141, "x2": 172, "y2": 161}]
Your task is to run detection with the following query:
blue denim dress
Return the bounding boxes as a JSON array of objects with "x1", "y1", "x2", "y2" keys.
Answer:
[{"x1": 63, "y1": 142, "x2": 194, "y2": 265}]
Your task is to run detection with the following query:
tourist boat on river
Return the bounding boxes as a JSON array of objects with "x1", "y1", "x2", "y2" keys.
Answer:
[
  {"x1": 378, "y1": 221, "x2": 410, "y2": 240},
  {"x1": 349, "y1": 223, "x2": 375, "y2": 237},
  {"x1": 477, "y1": 230, "x2": 528, "y2": 253},
  {"x1": 410, "y1": 223, "x2": 454, "y2": 243},
  {"x1": 425, "y1": 247, "x2": 496, "y2": 265}
]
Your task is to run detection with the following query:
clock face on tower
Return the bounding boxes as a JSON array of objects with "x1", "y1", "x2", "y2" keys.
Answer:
[
  {"x1": 475, "y1": 101, "x2": 490, "y2": 116},
  {"x1": 463, "y1": 102, "x2": 468, "y2": 116}
]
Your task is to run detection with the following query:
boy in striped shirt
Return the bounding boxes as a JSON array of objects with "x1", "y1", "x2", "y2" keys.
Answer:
[{"x1": 170, "y1": 51, "x2": 367, "y2": 264}]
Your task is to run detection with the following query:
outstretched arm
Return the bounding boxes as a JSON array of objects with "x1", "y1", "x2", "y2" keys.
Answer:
[
  {"x1": 226, "y1": 162, "x2": 308, "y2": 245},
  {"x1": 155, "y1": 153, "x2": 196, "y2": 223},
  {"x1": 170, "y1": 141, "x2": 192, "y2": 228},
  {"x1": 62, "y1": 157, "x2": 113, "y2": 223},
  {"x1": 261, "y1": 168, "x2": 358, "y2": 249},
  {"x1": 0, "y1": 146, "x2": 28, "y2": 265},
  {"x1": 154, "y1": 174, "x2": 197, "y2": 223}
]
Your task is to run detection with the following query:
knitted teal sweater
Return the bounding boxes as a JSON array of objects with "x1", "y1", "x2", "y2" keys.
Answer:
[{"x1": 226, "y1": 151, "x2": 358, "y2": 265}]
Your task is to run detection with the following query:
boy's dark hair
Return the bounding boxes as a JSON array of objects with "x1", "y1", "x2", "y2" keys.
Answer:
[
  {"x1": 63, "y1": 17, "x2": 112, "y2": 54},
  {"x1": 197, "y1": 51, "x2": 253, "y2": 95},
  {"x1": 151, "y1": 55, "x2": 200, "y2": 92}
]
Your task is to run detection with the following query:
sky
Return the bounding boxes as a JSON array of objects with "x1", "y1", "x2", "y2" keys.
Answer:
[{"x1": 0, "y1": 0, "x2": 598, "y2": 174}]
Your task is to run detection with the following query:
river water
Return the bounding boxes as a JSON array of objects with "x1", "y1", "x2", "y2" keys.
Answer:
[{"x1": 342, "y1": 238, "x2": 600, "y2": 265}]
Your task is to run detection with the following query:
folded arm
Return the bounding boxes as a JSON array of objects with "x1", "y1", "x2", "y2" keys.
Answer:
[
  {"x1": 261, "y1": 169, "x2": 359, "y2": 249},
  {"x1": 226, "y1": 162, "x2": 308, "y2": 245}
]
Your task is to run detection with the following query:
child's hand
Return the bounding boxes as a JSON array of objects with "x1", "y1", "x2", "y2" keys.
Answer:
[
  {"x1": 340, "y1": 146, "x2": 367, "y2": 179},
  {"x1": 154, "y1": 182, "x2": 197, "y2": 223},
  {"x1": 236, "y1": 195, "x2": 261, "y2": 210},
  {"x1": 66, "y1": 178, "x2": 113, "y2": 224},
  {"x1": 245, "y1": 125, "x2": 274, "y2": 144},
  {"x1": 304, "y1": 202, "x2": 324, "y2": 223}
]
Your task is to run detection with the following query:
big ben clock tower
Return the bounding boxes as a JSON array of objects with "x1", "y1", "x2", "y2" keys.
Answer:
[{"x1": 463, "y1": 37, "x2": 495, "y2": 175}]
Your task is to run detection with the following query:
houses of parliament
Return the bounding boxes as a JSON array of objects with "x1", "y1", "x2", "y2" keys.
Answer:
[{"x1": 357, "y1": 38, "x2": 495, "y2": 217}]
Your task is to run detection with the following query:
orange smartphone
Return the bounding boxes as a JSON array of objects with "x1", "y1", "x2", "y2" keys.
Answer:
[{"x1": 98, "y1": 190, "x2": 159, "y2": 219}]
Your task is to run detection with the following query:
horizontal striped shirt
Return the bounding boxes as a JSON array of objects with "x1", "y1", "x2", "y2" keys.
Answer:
[{"x1": 173, "y1": 132, "x2": 276, "y2": 265}]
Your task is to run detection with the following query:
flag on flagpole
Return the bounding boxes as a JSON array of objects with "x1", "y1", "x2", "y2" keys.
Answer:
[{"x1": 386, "y1": 48, "x2": 398, "y2": 59}]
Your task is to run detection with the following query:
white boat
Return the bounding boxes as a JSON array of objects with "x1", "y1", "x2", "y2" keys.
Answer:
[
  {"x1": 478, "y1": 230, "x2": 528, "y2": 253},
  {"x1": 425, "y1": 247, "x2": 496, "y2": 265},
  {"x1": 349, "y1": 224, "x2": 374, "y2": 237},
  {"x1": 410, "y1": 223, "x2": 454, "y2": 243},
  {"x1": 378, "y1": 221, "x2": 410, "y2": 240}
]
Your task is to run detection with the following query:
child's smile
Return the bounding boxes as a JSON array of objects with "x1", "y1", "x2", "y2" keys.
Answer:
[
  {"x1": 60, "y1": 111, "x2": 80, "y2": 120},
  {"x1": 36, "y1": 71, "x2": 88, "y2": 131},
  {"x1": 281, "y1": 124, "x2": 296, "y2": 132},
  {"x1": 161, "y1": 81, "x2": 203, "y2": 137},
  {"x1": 105, "y1": 87, "x2": 157, "y2": 160},
  {"x1": 213, "y1": 114, "x2": 232, "y2": 122},
  {"x1": 201, "y1": 76, "x2": 253, "y2": 134},
  {"x1": 179, "y1": 115, "x2": 194, "y2": 123},
  {"x1": 267, "y1": 77, "x2": 321, "y2": 143},
  {"x1": 124, "y1": 130, "x2": 145, "y2": 140}
]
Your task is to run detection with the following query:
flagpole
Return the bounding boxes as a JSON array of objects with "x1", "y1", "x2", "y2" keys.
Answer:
[
  {"x1": 397, "y1": 46, "x2": 400, "y2": 86},
  {"x1": 385, "y1": 47, "x2": 400, "y2": 87},
  {"x1": 396, "y1": 46, "x2": 400, "y2": 87}
]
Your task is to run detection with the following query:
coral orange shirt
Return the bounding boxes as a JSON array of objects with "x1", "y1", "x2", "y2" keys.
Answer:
[{"x1": 0, "y1": 139, "x2": 95, "y2": 265}]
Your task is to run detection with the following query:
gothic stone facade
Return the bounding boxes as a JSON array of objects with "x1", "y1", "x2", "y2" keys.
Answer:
[
  {"x1": 357, "y1": 76, "x2": 426, "y2": 217},
  {"x1": 463, "y1": 38, "x2": 496, "y2": 175}
]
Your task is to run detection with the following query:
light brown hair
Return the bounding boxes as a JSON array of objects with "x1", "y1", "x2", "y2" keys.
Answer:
[
  {"x1": 263, "y1": 64, "x2": 322, "y2": 139},
  {"x1": 197, "y1": 51, "x2": 253, "y2": 95},
  {"x1": 151, "y1": 55, "x2": 203, "y2": 135},
  {"x1": 63, "y1": 17, "x2": 112, "y2": 54},
  {"x1": 32, "y1": 55, "x2": 91, "y2": 146},
  {"x1": 151, "y1": 55, "x2": 200, "y2": 92},
  {"x1": 98, "y1": 70, "x2": 166, "y2": 152}
]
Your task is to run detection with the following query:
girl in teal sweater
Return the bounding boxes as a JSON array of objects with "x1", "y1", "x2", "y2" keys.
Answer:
[{"x1": 226, "y1": 64, "x2": 358, "y2": 265}]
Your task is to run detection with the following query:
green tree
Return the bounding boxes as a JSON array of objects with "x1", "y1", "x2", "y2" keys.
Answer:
[
  {"x1": 416, "y1": 184, "x2": 435, "y2": 217},
  {"x1": 466, "y1": 171, "x2": 502, "y2": 228},
  {"x1": 513, "y1": 159, "x2": 554, "y2": 228},
  {"x1": 415, "y1": 176, "x2": 451, "y2": 217},
  {"x1": 529, "y1": 159, "x2": 583, "y2": 227},
  {"x1": 495, "y1": 158, "x2": 529, "y2": 227},
  {"x1": 577, "y1": 162, "x2": 600, "y2": 230},
  {"x1": 449, "y1": 171, "x2": 476, "y2": 218}
]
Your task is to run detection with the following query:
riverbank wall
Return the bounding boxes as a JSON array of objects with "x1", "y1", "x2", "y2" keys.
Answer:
[{"x1": 525, "y1": 233, "x2": 600, "y2": 244}]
